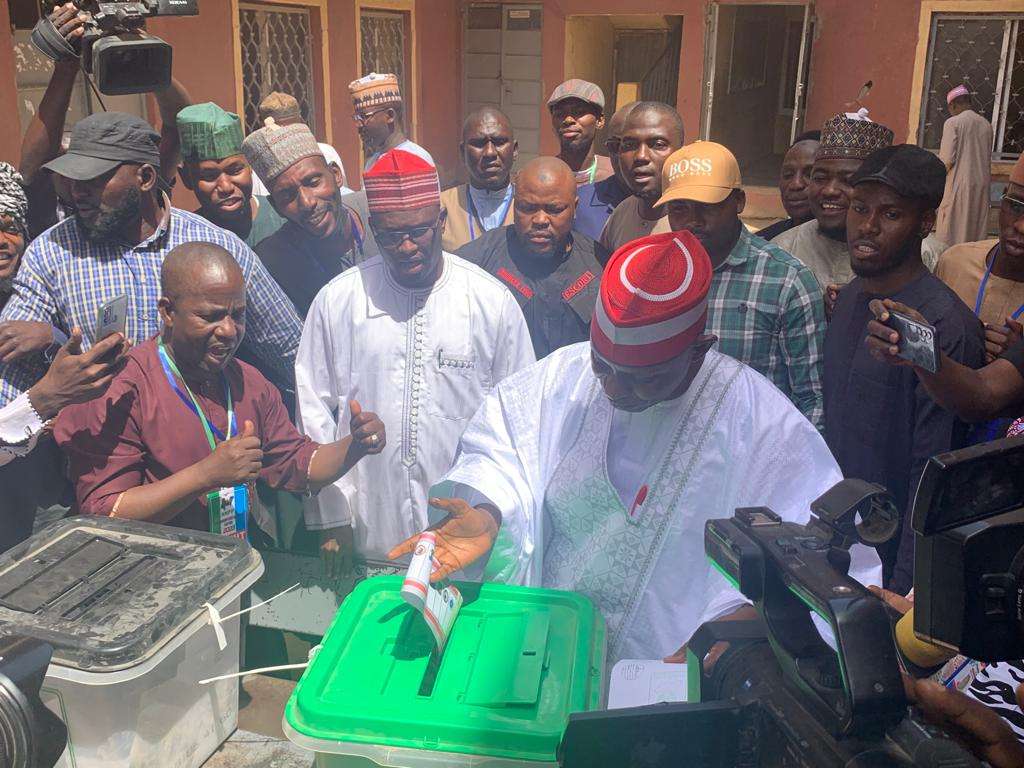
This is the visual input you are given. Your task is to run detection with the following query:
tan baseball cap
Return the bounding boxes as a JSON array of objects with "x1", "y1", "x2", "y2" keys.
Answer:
[{"x1": 656, "y1": 141, "x2": 742, "y2": 206}]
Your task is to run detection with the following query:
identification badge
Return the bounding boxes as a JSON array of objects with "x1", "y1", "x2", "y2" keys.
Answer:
[{"x1": 206, "y1": 485, "x2": 249, "y2": 540}]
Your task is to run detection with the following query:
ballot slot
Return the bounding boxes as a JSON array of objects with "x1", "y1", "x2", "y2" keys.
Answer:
[{"x1": 0, "y1": 534, "x2": 127, "y2": 613}]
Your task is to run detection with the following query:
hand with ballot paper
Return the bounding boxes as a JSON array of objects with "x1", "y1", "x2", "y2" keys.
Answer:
[{"x1": 387, "y1": 497, "x2": 501, "y2": 581}]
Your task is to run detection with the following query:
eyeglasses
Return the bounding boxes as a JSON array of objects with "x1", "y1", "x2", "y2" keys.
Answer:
[
  {"x1": 1002, "y1": 192, "x2": 1024, "y2": 219},
  {"x1": 374, "y1": 220, "x2": 440, "y2": 247},
  {"x1": 351, "y1": 108, "x2": 389, "y2": 126}
]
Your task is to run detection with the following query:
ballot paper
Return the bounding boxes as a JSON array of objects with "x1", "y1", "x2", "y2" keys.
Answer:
[
  {"x1": 607, "y1": 659, "x2": 688, "y2": 710},
  {"x1": 401, "y1": 532, "x2": 463, "y2": 650}
]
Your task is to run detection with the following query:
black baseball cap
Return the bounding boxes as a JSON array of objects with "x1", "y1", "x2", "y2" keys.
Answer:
[
  {"x1": 43, "y1": 112, "x2": 161, "y2": 181},
  {"x1": 850, "y1": 144, "x2": 947, "y2": 210}
]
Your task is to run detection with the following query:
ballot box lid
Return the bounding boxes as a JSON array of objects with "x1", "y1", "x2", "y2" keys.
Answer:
[
  {"x1": 284, "y1": 576, "x2": 606, "y2": 764},
  {"x1": 0, "y1": 516, "x2": 262, "y2": 673}
]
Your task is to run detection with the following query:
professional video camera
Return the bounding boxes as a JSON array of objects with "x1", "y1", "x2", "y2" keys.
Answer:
[
  {"x1": 909, "y1": 436, "x2": 1024, "y2": 663},
  {"x1": 559, "y1": 479, "x2": 984, "y2": 767},
  {"x1": 31, "y1": 1, "x2": 199, "y2": 96}
]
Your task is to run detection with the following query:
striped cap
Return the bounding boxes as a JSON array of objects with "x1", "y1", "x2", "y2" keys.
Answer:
[
  {"x1": 349, "y1": 72, "x2": 402, "y2": 110},
  {"x1": 364, "y1": 149, "x2": 440, "y2": 214},
  {"x1": 591, "y1": 231, "x2": 712, "y2": 367}
]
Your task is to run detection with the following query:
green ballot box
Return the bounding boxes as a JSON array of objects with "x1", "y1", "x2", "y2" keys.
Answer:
[{"x1": 283, "y1": 576, "x2": 606, "y2": 767}]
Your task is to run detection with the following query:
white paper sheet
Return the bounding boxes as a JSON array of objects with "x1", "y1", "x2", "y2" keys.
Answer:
[{"x1": 607, "y1": 659, "x2": 688, "y2": 710}]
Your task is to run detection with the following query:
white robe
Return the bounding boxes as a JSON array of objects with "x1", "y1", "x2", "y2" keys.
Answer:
[
  {"x1": 434, "y1": 343, "x2": 882, "y2": 663},
  {"x1": 296, "y1": 253, "x2": 535, "y2": 559}
]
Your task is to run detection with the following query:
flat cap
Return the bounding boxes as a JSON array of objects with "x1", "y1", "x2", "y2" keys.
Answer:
[
  {"x1": 547, "y1": 79, "x2": 605, "y2": 111},
  {"x1": 851, "y1": 144, "x2": 947, "y2": 209}
]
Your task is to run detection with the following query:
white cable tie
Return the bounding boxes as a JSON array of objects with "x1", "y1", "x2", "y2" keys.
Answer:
[
  {"x1": 217, "y1": 582, "x2": 301, "y2": 622},
  {"x1": 198, "y1": 662, "x2": 309, "y2": 686}
]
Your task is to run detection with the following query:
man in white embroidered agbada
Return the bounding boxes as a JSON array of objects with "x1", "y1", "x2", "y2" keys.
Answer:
[
  {"x1": 297, "y1": 148, "x2": 535, "y2": 576},
  {"x1": 390, "y1": 230, "x2": 882, "y2": 664}
]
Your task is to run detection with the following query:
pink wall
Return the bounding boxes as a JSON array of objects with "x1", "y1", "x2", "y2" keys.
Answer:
[{"x1": 0, "y1": 0, "x2": 24, "y2": 165}]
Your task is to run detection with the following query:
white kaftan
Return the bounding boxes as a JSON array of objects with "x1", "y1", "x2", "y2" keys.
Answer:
[
  {"x1": 296, "y1": 253, "x2": 535, "y2": 559},
  {"x1": 434, "y1": 343, "x2": 882, "y2": 663}
]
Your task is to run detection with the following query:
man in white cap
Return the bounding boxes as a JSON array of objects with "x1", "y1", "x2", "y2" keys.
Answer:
[
  {"x1": 296, "y1": 148, "x2": 533, "y2": 576},
  {"x1": 389, "y1": 231, "x2": 881, "y2": 664},
  {"x1": 936, "y1": 85, "x2": 994, "y2": 246}
]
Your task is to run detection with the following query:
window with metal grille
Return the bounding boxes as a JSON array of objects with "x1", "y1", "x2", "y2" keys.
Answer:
[
  {"x1": 919, "y1": 14, "x2": 1023, "y2": 160},
  {"x1": 360, "y1": 10, "x2": 409, "y2": 97},
  {"x1": 239, "y1": 3, "x2": 317, "y2": 135}
]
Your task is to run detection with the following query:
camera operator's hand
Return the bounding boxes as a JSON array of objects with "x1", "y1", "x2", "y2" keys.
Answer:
[
  {"x1": 664, "y1": 604, "x2": 759, "y2": 669},
  {"x1": 904, "y1": 677, "x2": 1024, "y2": 768},
  {"x1": 49, "y1": 3, "x2": 88, "y2": 44}
]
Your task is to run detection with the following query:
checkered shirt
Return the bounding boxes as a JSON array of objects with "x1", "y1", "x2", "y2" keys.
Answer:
[
  {"x1": 706, "y1": 228, "x2": 826, "y2": 430},
  {"x1": 0, "y1": 205, "x2": 301, "y2": 406}
]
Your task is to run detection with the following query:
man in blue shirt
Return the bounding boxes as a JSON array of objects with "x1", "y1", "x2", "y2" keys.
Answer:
[
  {"x1": 573, "y1": 101, "x2": 635, "y2": 248},
  {"x1": 0, "y1": 112, "x2": 301, "y2": 407}
]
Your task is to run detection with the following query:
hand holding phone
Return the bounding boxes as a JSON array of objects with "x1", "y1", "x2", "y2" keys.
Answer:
[
  {"x1": 886, "y1": 310, "x2": 939, "y2": 374},
  {"x1": 95, "y1": 294, "x2": 128, "y2": 342}
]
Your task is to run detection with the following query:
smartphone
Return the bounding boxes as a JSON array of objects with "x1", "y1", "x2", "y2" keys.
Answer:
[
  {"x1": 887, "y1": 310, "x2": 939, "y2": 374},
  {"x1": 95, "y1": 294, "x2": 128, "y2": 341}
]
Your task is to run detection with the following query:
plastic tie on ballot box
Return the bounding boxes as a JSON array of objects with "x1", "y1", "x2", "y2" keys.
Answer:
[
  {"x1": 199, "y1": 644, "x2": 321, "y2": 686},
  {"x1": 204, "y1": 582, "x2": 301, "y2": 651}
]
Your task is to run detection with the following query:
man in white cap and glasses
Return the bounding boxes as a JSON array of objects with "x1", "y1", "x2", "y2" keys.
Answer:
[
  {"x1": 936, "y1": 84, "x2": 994, "y2": 246},
  {"x1": 388, "y1": 230, "x2": 881, "y2": 665}
]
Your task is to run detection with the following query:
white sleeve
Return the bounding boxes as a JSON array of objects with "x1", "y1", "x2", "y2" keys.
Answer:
[
  {"x1": 295, "y1": 294, "x2": 351, "y2": 529},
  {"x1": 491, "y1": 291, "x2": 536, "y2": 384},
  {"x1": 0, "y1": 392, "x2": 45, "y2": 467}
]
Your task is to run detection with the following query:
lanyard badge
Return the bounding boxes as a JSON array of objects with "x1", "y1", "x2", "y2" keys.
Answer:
[{"x1": 157, "y1": 341, "x2": 250, "y2": 539}]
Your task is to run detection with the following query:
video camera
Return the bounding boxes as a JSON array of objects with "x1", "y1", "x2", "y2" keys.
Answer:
[
  {"x1": 559, "y1": 479, "x2": 985, "y2": 767},
  {"x1": 31, "y1": 1, "x2": 199, "y2": 96},
  {"x1": 910, "y1": 435, "x2": 1024, "y2": 662}
]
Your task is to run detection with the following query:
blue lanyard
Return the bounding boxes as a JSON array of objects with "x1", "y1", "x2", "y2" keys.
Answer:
[
  {"x1": 467, "y1": 185, "x2": 514, "y2": 241},
  {"x1": 157, "y1": 341, "x2": 235, "y2": 445},
  {"x1": 974, "y1": 245, "x2": 1024, "y2": 320},
  {"x1": 348, "y1": 208, "x2": 363, "y2": 252}
]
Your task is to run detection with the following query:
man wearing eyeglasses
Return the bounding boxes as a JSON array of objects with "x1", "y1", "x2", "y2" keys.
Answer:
[
  {"x1": 296, "y1": 149, "x2": 534, "y2": 574},
  {"x1": 935, "y1": 155, "x2": 1024, "y2": 365},
  {"x1": 574, "y1": 102, "x2": 637, "y2": 246},
  {"x1": 349, "y1": 73, "x2": 434, "y2": 174}
]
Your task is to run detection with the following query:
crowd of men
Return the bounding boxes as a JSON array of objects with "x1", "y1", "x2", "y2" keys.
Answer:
[{"x1": 2, "y1": 6, "x2": 1024, "y2": 762}]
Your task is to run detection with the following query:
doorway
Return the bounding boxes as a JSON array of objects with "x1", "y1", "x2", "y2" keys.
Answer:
[
  {"x1": 702, "y1": 3, "x2": 813, "y2": 187},
  {"x1": 464, "y1": 4, "x2": 544, "y2": 166}
]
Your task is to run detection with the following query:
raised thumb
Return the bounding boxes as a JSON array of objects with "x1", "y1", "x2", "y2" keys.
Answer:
[
  {"x1": 241, "y1": 419, "x2": 255, "y2": 438},
  {"x1": 348, "y1": 399, "x2": 362, "y2": 418}
]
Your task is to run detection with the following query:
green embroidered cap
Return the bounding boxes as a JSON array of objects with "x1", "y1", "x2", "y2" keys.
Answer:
[{"x1": 177, "y1": 103, "x2": 245, "y2": 163}]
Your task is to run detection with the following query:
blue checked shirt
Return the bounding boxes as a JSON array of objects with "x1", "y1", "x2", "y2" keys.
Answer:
[
  {"x1": 0, "y1": 204, "x2": 302, "y2": 406},
  {"x1": 706, "y1": 228, "x2": 826, "y2": 430}
]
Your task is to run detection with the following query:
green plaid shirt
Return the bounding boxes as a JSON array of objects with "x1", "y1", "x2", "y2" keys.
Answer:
[{"x1": 707, "y1": 228, "x2": 826, "y2": 430}]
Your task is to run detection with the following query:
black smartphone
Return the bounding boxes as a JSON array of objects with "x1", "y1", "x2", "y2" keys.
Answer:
[{"x1": 887, "y1": 310, "x2": 939, "y2": 374}]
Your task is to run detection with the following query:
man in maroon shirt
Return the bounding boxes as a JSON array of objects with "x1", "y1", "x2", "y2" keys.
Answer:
[{"x1": 54, "y1": 241, "x2": 385, "y2": 536}]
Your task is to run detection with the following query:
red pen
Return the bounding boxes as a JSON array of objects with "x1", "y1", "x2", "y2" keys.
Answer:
[{"x1": 629, "y1": 484, "x2": 649, "y2": 519}]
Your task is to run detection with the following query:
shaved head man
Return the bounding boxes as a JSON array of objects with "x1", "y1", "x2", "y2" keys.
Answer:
[
  {"x1": 575, "y1": 101, "x2": 636, "y2": 244},
  {"x1": 55, "y1": 239, "x2": 385, "y2": 535},
  {"x1": 458, "y1": 156, "x2": 607, "y2": 358},
  {"x1": 441, "y1": 106, "x2": 519, "y2": 251}
]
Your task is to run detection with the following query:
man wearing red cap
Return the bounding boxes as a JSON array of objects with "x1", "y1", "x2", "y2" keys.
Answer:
[
  {"x1": 296, "y1": 149, "x2": 534, "y2": 575},
  {"x1": 390, "y1": 231, "x2": 881, "y2": 663}
]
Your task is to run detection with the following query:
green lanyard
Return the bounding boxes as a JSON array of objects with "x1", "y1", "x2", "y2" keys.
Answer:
[{"x1": 156, "y1": 340, "x2": 234, "y2": 451}]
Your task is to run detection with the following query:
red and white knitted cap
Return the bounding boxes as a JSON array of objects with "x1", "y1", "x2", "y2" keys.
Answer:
[
  {"x1": 364, "y1": 149, "x2": 440, "y2": 214},
  {"x1": 591, "y1": 231, "x2": 712, "y2": 367}
]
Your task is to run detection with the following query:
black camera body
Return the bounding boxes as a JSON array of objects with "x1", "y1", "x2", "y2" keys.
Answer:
[
  {"x1": 911, "y1": 436, "x2": 1024, "y2": 662},
  {"x1": 32, "y1": 0, "x2": 199, "y2": 95}
]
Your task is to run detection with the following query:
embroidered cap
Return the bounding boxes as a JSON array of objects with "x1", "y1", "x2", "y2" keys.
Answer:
[
  {"x1": 349, "y1": 73, "x2": 402, "y2": 111},
  {"x1": 364, "y1": 148, "x2": 440, "y2": 214},
  {"x1": 177, "y1": 103, "x2": 245, "y2": 163},
  {"x1": 242, "y1": 119, "x2": 323, "y2": 183},
  {"x1": 946, "y1": 84, "x2": 971, "y2": 105},
  {"x1": 591, "y1": 231, "x2": 713, "y2": 367},
  {"x1": 817, "y1": 112, "x2": 894, "y2": 162}
]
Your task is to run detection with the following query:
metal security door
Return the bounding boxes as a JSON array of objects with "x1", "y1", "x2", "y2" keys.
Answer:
[
  {"x1": 700, "y1": 2, "x2": 720, "y2": 140},
  {"x1": 464, "y1": 4, "x2": 543, "y2": 165},
  {"x1": 789, "y1": 5, "x2": 813, "y2": 144},
  {"x1": 239, "y1": 3, "x2": 317, "y2": 134}
]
